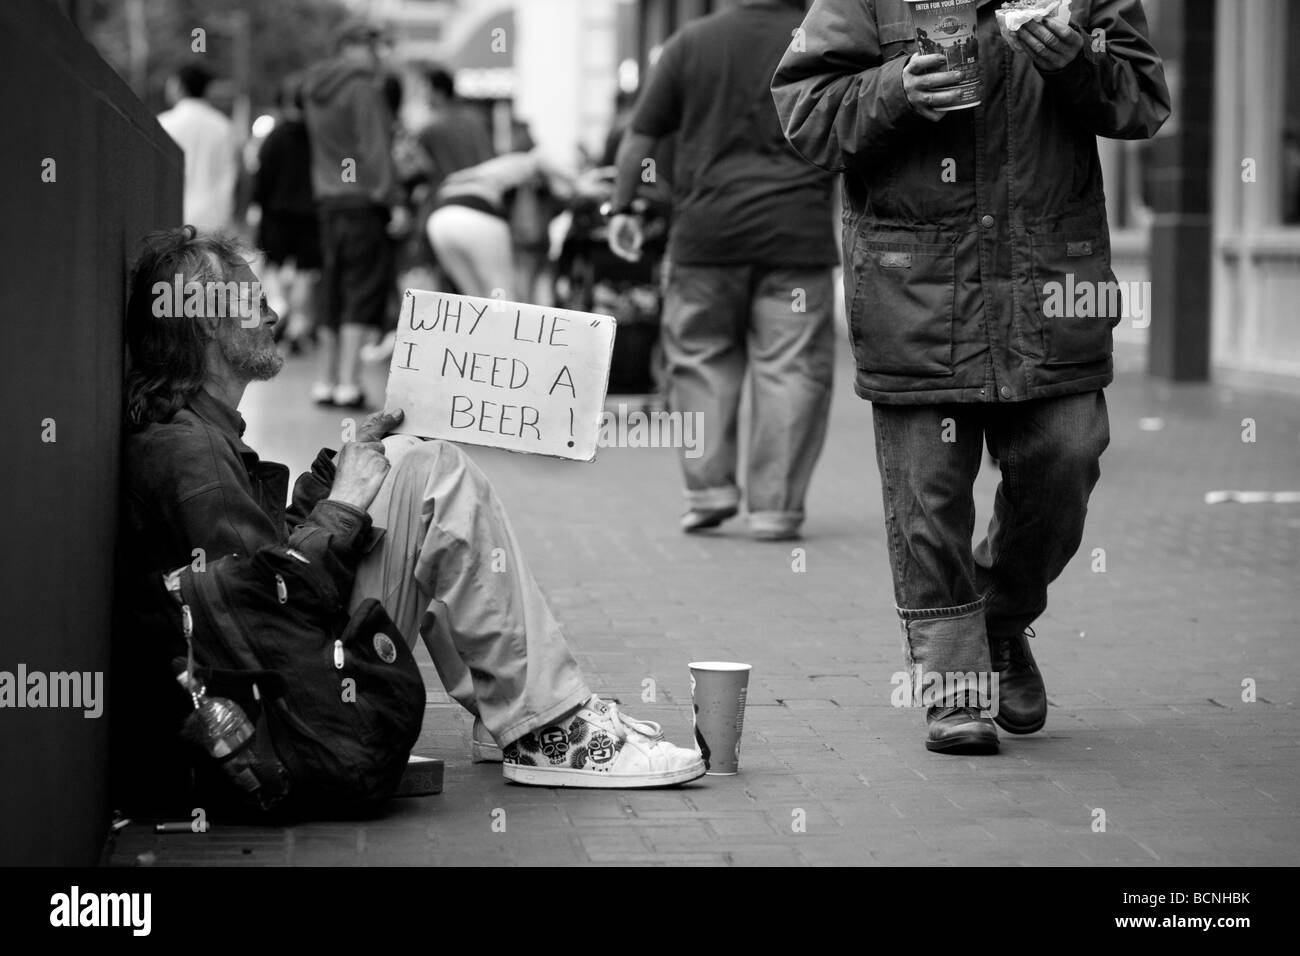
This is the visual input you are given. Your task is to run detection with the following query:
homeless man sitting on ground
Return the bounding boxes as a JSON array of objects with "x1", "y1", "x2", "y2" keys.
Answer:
[{"x1": 113, "y1": 226, "x2": 704, "y2": 811}]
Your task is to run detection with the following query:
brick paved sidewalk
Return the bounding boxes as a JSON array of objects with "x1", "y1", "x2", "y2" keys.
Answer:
[{"x1": 108, "y1": 345, "x2": 1300, "y2": 866}]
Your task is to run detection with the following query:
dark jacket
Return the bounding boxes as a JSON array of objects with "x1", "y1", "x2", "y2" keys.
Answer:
[
  {"x1": 772, "y1": 0, "x2": 1171, "y2": 403},
  {"x1": 302, "y1": 57, "x2": 400, "y2": 209},
  {"x1": 112, "y1": 389, "x2": 376, "y2": 811},
  {"x1": 253, "y1": 117, "x2": 316, "y2": 218},
  {"x1": 416, "y1": 103, "x2": 495, "y2": 198},
  {"x1": 630, "y1": 0, "x2": 838, "y2": 268}
]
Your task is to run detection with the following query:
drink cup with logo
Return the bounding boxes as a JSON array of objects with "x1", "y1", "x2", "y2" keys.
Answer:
[
  {"x1": 688, "y1": 661, "x2": 751, "y2": 775},
  {"x1": 904, "y1": 0, "x2": 982, "y2": 110}
]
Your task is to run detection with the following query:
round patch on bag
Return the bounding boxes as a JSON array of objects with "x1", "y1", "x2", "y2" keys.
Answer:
[{"x1": 373, "y1": 633, "x2": 398, "y2": 664}]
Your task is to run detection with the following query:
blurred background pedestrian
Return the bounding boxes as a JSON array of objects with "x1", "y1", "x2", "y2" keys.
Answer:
[
  {"x1": 415, "y1": 67, "x2": 495, "y2": 203},
  {"x1": 249, "y1": 72, "x2": 319, "y2": 354},
  {"x1": 608, "y1": 0, "x2": 839, "y2": 541},
  {"x1": 157, "y1": 62, "x2": 238, "y2": 232},
  {"x1": 301, "y1": 18, "x2": 409, "y2": 409},
  {"x1": 425, "y1": 149, "x2": 574, "y2": 301}
]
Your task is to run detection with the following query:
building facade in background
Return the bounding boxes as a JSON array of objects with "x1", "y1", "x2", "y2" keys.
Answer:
[
  {"x1": 353, "y1": 0, "x2": 625, "y2": 166},
  {"x1": 1211, "y1": 0, "x2": 1300, "y2": 386}
]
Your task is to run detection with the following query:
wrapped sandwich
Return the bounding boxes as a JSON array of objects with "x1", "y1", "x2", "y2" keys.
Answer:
[{"x1": 995, "y1": 0, "x2": 1072, "y2": 52}]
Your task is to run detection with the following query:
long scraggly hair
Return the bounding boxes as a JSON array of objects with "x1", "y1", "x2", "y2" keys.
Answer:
[{"x1": 123, "y1": 226, "x2": 248, "y2": 428}]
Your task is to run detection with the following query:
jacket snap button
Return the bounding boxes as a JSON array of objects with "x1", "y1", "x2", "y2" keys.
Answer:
[
  {"x1": 980, "y1": 214, "x2": 995, "y2": 229},
  {"x1": 999, "y1": 385, "x2": 1012, "y2": 398}
]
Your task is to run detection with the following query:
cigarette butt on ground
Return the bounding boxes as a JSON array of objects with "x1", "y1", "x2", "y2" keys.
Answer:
[{"x1": 154, "y1": 821, "x2": 202, "y2": 834}]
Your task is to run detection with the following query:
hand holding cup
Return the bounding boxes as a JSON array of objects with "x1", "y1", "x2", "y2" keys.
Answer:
[{"x1": 903, "y1": 54, "x2": 969, "y2": 121}]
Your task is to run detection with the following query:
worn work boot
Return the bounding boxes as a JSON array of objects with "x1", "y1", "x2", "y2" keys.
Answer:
[
  {"x1": 925, "y1": 706, "x2": 999, "y2": 754},
  {"x1": 990, "y1": 626, "x2": 1047, "y2": 735},
  {"x1": 901, "y1": 606, "x2": 997, "y2": 755}
]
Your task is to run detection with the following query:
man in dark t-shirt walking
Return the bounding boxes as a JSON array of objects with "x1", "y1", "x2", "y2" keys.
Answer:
[{"x1": 608, "y1": 0, "x2": 837, "y2": 541}]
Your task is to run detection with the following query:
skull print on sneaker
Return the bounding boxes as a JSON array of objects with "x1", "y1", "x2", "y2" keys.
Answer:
[
  {"x1": 538, "y1": 726, "x2": 570, "y2": 762},
  {"x1": 502, "y1": 695, "x2": 706, "y2": 788}
]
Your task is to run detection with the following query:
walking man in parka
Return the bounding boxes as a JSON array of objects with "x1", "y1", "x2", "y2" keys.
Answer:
[{"x1": 773, "y1": 0, "x2": 1169, "y2": 753}]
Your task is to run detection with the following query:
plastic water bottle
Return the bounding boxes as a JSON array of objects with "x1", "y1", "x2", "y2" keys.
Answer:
[
  {"x1": 177, "y1": 672, "x2": 254, "y2": 759},
  {"x1": 196, "y1": 694, "x2": 255, "y2": 759}
]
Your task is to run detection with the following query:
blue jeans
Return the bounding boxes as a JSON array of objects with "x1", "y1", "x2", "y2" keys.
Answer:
[
  {"x1": 871, "y1": 391, "x2": 1110, "y2": 698},
  {"x1": 661, "y1": 263, "x2": 835, "y2": 533}
]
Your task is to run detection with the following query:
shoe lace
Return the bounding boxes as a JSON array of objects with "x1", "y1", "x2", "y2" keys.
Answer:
[
  {"x1": 590, "y1": 696, "x2": 662, "y2": 742},
  {"x1": 930, "y1": 705, "x2": 983, "y2": 720},
  {"x1": 1007, "y1": 625, "x2": 1036, "y2": 667}
]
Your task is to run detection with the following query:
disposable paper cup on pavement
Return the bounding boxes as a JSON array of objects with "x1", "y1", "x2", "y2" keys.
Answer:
[
  {"x1": 904, "y1": 0, "x2": 981, "y2": 111},
  {"x1": 689, "y1": 662, "x2": 751, "y2": 775}
]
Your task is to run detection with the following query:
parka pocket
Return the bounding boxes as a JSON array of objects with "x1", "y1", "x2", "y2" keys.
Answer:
[
  {"x1": 878, "y1": 20, "x2": 915, "y2": 62},
  {"x1": 1029, "y1": 230, "x2": 1120, "y2": 367},
  {"x1": 849, "y1": 235, "x2": 956, "y2": 376}
]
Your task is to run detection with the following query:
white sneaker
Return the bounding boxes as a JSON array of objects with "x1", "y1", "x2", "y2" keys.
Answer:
[
  {"x1": 476, "y1": 700, "x2": 658, "y2": 763},
  {"x1": 331, "y1": 383, "x2": 366, "y2": 409},
  {"x1": 310, "y1": 381, "x2": 336, "y2": 405},
  {"x1": 471, "y1": 718, "x2": 503, "y2": 763},
  {"x1": 502, "y1": 696, "x2": 706, "y2": 788}
]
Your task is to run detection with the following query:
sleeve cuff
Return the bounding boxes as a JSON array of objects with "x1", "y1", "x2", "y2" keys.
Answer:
[
  {"x1": 1037, "y1": 36, "x2": 1094, "y2": 85},
  {"x1": 876, "y1": 54, "x2": 920, "y2": 129},
  {"x1": 311, "y1": 447, "x2": 338, "y2": 482},
  {"x1": 312, "y1": 498, "x2": 376, "y2": 552}
]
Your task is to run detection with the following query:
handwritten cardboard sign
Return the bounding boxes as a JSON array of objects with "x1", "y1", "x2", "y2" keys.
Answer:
[{"x1": 384, "y1": 289, "x2": 616, "y2": 461}]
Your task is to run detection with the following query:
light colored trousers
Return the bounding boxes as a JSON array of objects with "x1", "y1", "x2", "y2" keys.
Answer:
[
  {"x1": 347, "y1": 435, "x2": 591, "y2": 746},
  {"x1": 426, "y1": 204, "x2": 514, "y2": 299},
  {"x1": 661, "y1": 263, "x2": 836, "y2": 534}
]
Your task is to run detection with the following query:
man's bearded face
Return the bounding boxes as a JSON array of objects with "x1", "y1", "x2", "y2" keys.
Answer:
[
  {"x1": 214, "y1": 259, "x2": 283, "y2": 381},
  {"x1": 217, "y1": 311, "x2": 283, "y2": 381}
]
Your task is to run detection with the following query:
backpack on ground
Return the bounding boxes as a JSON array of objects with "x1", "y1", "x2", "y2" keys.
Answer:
[{"x1": 174, "y1": 543, "x2": 425, "y2": 817}]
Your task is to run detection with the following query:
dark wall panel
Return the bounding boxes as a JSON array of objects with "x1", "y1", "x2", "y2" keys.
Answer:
[{"x1": 0, "y1": 0, "x2": 181, "y2": 865}]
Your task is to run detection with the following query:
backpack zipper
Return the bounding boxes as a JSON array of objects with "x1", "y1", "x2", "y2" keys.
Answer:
[
  {"x1": 333, "y1": 639, "x2": 345, "y2": 670},
  {"x1": 275, "y1": 574, "x2": 288, "y2": 604}
]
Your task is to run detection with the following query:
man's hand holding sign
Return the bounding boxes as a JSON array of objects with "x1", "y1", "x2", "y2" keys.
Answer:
[
  {"x1": 327, "y1": 408, "x2": 405, "y2": 512},
  {"x1": 384, "y1": 290, "x2": 617, "y2": 461}
]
